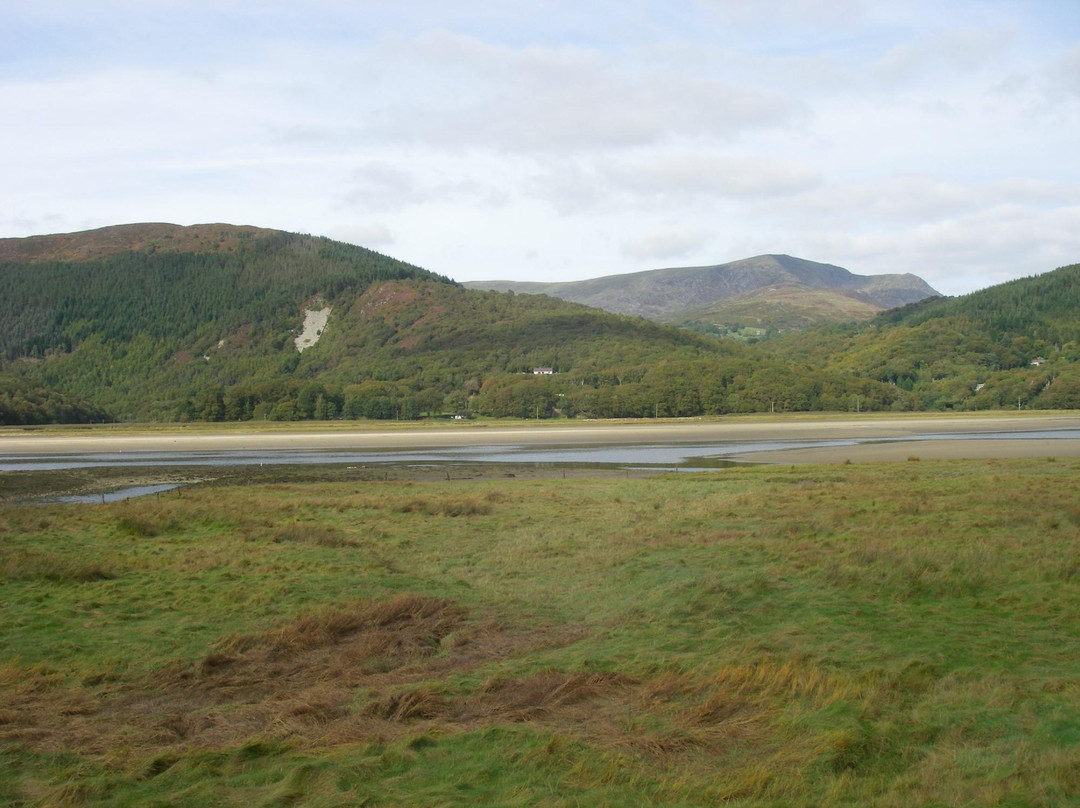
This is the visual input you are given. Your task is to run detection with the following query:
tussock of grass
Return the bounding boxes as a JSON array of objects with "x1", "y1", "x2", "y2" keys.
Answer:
[
  {"x1": 363, "y1": 687, "x2": 448, "y2": 721},
  {"x1": 397, "y1": 496, "x2": 493, "y2": 517},
  {"x1": 0, "y1": 549, "x2": 114, "y2": 583},
  {"x1": 216, "y1": 593, "x2": 461, "y2": 656},
  {"x1": 272, "y1": 523, "x2": 358, "y2": 547},
  {"x1": 470, "y1": 671, "x2": 637, "y2": 721}
]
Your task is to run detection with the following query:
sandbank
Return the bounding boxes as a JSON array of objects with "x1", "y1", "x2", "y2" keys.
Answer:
[{"x1": 2, "y1": 413, "x2": 1080, "y2": 462}]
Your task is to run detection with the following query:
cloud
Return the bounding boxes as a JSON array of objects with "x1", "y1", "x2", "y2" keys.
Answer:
[
  {"x1": 1047, "y1": 41, "x2": 1080, "y2": 99},
  {"x1": 600, "y1": 153, "x2": 821, "y2": 199},
  {"x1": 328, "y1": 222, "x2": 396, "y2": 249},
  {"x1": 871, "y1": 27, "x2": 1015, "y2": 88},
  {"x1": 620, "y1": 227, "x2": 711, "y2": 262},
  {"x1": 527, "y1": 161, "x2": 607, "y2": 215},
  {"x1": 527, "y1": 152, "x2": 820, "y2": 218},
  {"x1": 776, "y1": 176, "x2": 1080, "y2": 229},
  {"x1": 340, "y1": 164, "x2": 425, "y2": 210},
  {"x1": 364, "y1": 30, "x2": 802, "y2": 153},
  {"x1": 2, "y1": 0, "x2": 1078, "y2": 296},
  {"x1": 787, "y1": 203, "x2": 1080, "y2": 296}
]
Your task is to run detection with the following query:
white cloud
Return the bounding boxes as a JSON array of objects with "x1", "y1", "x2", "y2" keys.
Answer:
[
  {"x1": 621, "y1": 227, "x2": 712, "y2": 262},
  {"x1": 1, "y1": 0, "x2": 1078, "y2": 295},
  {"x1": 340, "y1": 164, "x2": 427, "y2": 210},
  {"x1": 328, "y1": 222, "x2": 396, "y2": 249},
  {"x1": 600, "y1": 153, "x2": 821, "y2": 199},
  {"x1": 871, "y1": 27, "x2": 1015, "y2": 88},
  {"x1": 1048, "y1": 41, "x2": 1080, "y2": 98},
  {"x1": 359, "y1": 30, "x2": 802, "y2": 153}
]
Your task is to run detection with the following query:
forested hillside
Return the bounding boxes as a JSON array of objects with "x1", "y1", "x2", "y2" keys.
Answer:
[
  {"x1": 0, "y1": 224, "x2": 453, "y2": 422},
  {"x1": 0, "y1": 224, "x2": 906, "y2": 423},
  {"x1": 761, "y1": 262, "x2": 1080, "y2": 411},
  {"x1": 0, "y1": 226, "x2": 452, "y2": 360},
  {"x1": 1, "y1": 224, "x2": 1078, "y2": 423}
]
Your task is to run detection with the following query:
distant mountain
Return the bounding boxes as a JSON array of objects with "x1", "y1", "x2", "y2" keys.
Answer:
[{"x1": 465, "y1": 254, "x2": 940, "y2": 333}]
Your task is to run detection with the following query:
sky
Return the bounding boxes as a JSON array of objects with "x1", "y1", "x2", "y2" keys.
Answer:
[{"x1": 2, "y1": 1, "x2": 1079, "y2": 296}]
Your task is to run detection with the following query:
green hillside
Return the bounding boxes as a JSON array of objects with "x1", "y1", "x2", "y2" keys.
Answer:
[
  {"x1": 762, "y1": 262, "x2": 1080, "y2": 411},
  {"x1": 2, "y1": 224, "x2": 1078, "y2": 423},
  {"x1": 879, "y1": 262, "x2": 1080, "y2": 341},
  {"x1": 0, "y1": 225, "x2": 470, "y2": 422},
  {"x1": 669, "y1": 284, "x2": 885, "y2": 338},
  {"x1": 0, "y1": 225, "x2": 453, "y2": 361},
  {"x1": 1, "y1": 225, "x2": 756, "y2": 422}
]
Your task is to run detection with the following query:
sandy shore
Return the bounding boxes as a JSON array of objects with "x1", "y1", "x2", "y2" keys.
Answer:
[
  {"x1": 736, "y1": 438, "x2": 1080, "y2": 464},
  {"x1": 3, "y1": 413, "x2": 1080, "y2": 463}
]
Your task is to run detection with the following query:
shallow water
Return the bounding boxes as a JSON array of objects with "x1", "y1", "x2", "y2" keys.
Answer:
[
  {"x1": 42, "y1": 484, "x2": 183, "y2": 504},
  {"x1": 4, "y1": 428, "x2": 1080, "y2": 473}
]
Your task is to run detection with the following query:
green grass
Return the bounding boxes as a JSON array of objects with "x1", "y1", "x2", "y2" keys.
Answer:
[{"x1": 3, "y1": 459, "x2": 1080, "y2": 805}]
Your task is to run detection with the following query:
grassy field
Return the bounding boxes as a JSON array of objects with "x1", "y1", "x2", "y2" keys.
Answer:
[{"x1": 3, "y1": 458, "x2": 1080, "y2": 806}]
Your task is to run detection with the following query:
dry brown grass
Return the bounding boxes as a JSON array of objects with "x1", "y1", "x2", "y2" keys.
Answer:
[
  {"x1": 0, "y1": 588, "x2": 842, "y2": 778},
  {"x1": 0, "y1": 548, "x2": 114, "y2": 583},
  {"x1": 0, "y1": 594, "x2": 587, "y2": 758}
]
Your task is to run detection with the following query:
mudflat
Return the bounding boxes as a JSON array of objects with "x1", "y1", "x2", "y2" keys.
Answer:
[{"x1": 2, "y1": 412, "x2": 1080, "y2": 462}]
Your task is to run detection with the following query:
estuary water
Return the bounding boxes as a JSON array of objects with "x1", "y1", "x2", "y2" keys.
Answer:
[{"x1": 4, "y1": 427, "x2": 1080, "y2": 473}]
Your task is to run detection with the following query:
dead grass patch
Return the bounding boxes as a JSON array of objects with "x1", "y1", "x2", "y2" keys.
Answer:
[
  {"x1": 213, "y1": 592, "x2": 461, "y2": 656},
  {"x1": 363, "y1": 686, "x2": 448, "y2": 721},
  {"x1": 466, "y1": 671, "x2": 638, "y2": 722},
  {"x1": 271, "y1": 523, "x2": 359, "y2": 547},
  {"x1": 0, "y1": 548, "x2": 114, "y2": 583},
  {"x1": 0, "y1": 589, "x2": 796, "y2": 775},
  {"x1": 0, "y1": 594, "x2": 583, "y2": 758},
  {"x1": 396, "y1": 497, "x2": 493, "y2": 517}
]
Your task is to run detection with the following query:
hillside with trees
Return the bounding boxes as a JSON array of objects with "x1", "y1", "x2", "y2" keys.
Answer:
[
  {"x1": 0, "y1": 224, "x2": 763, "y2": 422},
  {"x1": 761, "y1": 262, "x2": 1080, "y2": 411},
  {"x1": 1, "y1": 223, "x2": 1078, "y2": 423}
]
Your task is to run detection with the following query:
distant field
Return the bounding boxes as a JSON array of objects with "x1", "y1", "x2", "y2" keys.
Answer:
[{"x1": 3, "y1": 457, "x2": 1080, "y2": 806}]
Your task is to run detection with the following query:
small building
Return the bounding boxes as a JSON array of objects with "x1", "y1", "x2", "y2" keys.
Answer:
[
  {"x1": 1031, "y1": 358, "x2": 1047, "y2": 366},
  {"x1": 532, "y1": 367, "x2": 554, "y2": 375}
]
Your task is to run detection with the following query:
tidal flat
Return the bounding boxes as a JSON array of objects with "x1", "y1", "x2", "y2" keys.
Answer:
[{"x1": 2, "y1": 455, "x2": 1080, "y2": 806}]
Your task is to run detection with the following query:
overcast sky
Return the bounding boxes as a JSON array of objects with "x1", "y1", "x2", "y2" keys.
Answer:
[{"x1": 3, "y1": 1, "x2": 1079, "y2": 295}]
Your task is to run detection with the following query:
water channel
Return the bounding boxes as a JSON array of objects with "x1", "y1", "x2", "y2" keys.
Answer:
[{"x1": 5, "y1": 428, "x2": 1080, "y2": 474}]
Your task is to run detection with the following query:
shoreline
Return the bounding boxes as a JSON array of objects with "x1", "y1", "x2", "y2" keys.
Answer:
[{"x1": 2, "y1": 413, "x2": 1080, "y2": 462}]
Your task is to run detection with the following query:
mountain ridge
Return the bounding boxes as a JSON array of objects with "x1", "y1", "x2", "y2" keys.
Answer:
[{"x1": 464, "y1": 254, "x2": 940, "y2": 329}]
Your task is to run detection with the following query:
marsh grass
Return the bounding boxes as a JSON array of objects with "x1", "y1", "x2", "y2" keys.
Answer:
[
  {"x1": 1, "y1": 548, "x2": 115, "y2": 583},
  {"x1": 3, "y1": 458, "x2": 1080, "y2": 805}
]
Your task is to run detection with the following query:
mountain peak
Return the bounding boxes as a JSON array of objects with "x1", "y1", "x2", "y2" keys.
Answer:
[{"x1": 464, "y1": 255, "x2": 939, "y2": 330}]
